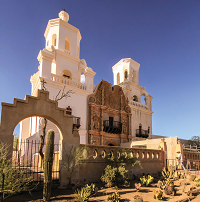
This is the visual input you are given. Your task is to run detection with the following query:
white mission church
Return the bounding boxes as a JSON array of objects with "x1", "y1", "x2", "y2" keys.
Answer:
[{"x1": 19, "y1": 10, "x2": 153, "y2": 147}]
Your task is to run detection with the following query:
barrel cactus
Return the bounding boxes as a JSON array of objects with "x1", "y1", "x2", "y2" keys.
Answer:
[{"x1": 43, "y1": 129, "x2": 54, "y2": 201}]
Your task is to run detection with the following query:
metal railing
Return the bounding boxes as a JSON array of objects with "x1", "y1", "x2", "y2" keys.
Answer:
[
  {"x1": 13, "y1": 140, "x2": 60, "y2": 185},
  {"x1": 103, "y1": 120, "x2": 122, "y2": 134},
  {"x1": 136, "y1": 129, "x2": 149, "y2": 138}
]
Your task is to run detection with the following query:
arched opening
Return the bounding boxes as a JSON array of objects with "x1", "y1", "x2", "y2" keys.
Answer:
[
  {"x1": 124, "y1": 70, "x2": 128, "y2": 79},
  {"x1": 133, "y1": 95, "x2": 138, "y2": 102},
  {"x1": 52, "y1": 34, "x2": 57, "y2": 47},
  {"x1": 108, "y1": 143, "x2": 115, "y2": 146},
  {"x1": 141, "y1": 95, "x2": 146, "y2": 105},
  {"x1": 13, "y1": 115, "x2": 62, "y2": 183},
  {"x1": 80, "y1": 72, "x2": 85, "y2": 84},
  {"x1": 65, "y1": 37, "x2": 70, "y2": 52},
  {"x1": 117, "y1": 72, "x2": 120, "y2": 85},
  {"x1": 62, "y1": 70, "x2": 72, "y2": 79},
  {"x1": 46, "y1": 40, "x2": 49, "y2": 47}
]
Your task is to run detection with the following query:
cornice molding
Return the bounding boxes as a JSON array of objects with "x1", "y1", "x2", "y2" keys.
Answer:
[
  {"x1": 55, "y1": 49, "x2": 80, "y2": 65},
  {"x1": 37, "y1": 49, "x2": 54, "y2": 63},
  {"x1": 112, "y1": 58, "x2": 140, "y2": 71},
  {"x1": 44, "y1": 18, "x2": 81, "y2": 41},
  {"x1": 129, "y1": 104, "x2": 153, "y2": 115}
]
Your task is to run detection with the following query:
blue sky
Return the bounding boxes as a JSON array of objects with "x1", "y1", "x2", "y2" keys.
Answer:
[{"x1": 0, "y1": 1, "x2": 200, "y2": 140}]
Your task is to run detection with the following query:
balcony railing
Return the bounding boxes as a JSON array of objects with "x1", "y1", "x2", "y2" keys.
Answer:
[
  {"x1": 103, "y1": 120, "x2": 122, "y2": 134},
  {"x1": 129, "y1": 100, "x2": 148, "y2": 110},
  {"x1": 136, "y1": 129, "x2": 149, "y2": 138},
  {"x1": 51, "y1": 74, "x2": 87, "y2": 90}
]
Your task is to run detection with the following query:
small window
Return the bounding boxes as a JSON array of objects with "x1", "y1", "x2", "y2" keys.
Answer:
[
  {"x1": 52, "y1": 34, "x2": 57, "y2": 46},
  {"x1": 65, "y1": 37, "x2": 70, "y2": 51},
  {"x1": 124, "y1": 70, "x2": 128, "y2": 79},
  {"x1": 47, "y1": 40, "x2": 49, "y2": 47},
  {"x1": 148, "y1": 127, "x2": 150, "y2": 134}
]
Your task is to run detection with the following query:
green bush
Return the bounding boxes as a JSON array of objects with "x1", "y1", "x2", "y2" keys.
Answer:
[
  {"x1": 101, "y1": 165, "x2": 129, "y2": 187},
  {"x1": 0, "y1": 142, "x2": 37, "y2": 200},
  {"x1": 74, "y1": 183, "x2": 98, "y2": 202},
  {"x1": 140, "y1": 175, "x2": 154, "y2": 187},
  {"x1": 101, "y1": 149, "x2": 141, "y2": 188}
]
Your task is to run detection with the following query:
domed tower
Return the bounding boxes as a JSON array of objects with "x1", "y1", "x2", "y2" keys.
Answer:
[{"x1": 19, "y1": 10, "x2": 96, "y2": 145}]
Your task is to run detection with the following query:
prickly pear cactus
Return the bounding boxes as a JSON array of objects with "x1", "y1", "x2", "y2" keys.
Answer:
[{"x1": 43, "y1": 129, "x2": 54, "y2": 201}]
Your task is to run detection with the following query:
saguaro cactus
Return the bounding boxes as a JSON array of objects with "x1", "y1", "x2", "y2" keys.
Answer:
[{"x1": 43, "y1": 129, "x2": 54, "y2": 201}]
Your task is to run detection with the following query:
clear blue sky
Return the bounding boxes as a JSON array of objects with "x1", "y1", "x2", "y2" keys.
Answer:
[{"x1": 0, "y1": 1, "x2": 200, "y2": 140}]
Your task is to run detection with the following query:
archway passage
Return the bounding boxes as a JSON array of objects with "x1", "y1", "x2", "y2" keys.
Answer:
[
  {"x1": 108, "y1": 143, "x2": 115, "y2": 146},
  {"x1": 0, "y1": 90, "x2": 80, "y2": 157}
]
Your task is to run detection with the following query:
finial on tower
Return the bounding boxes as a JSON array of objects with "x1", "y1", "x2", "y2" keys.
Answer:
[{"x1": 59, "y1": 10, "x2": 69, "y2": 22}]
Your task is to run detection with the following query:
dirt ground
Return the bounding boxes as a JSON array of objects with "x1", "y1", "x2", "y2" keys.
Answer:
[{"x1": 4, "y1": 177, "x2": 200, "y2": 202}]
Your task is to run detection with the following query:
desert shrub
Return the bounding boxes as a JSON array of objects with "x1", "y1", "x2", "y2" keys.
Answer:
[
  {"x1": 0, "y1": 142, "x2": 37, "y2": 200},
  {"x1": 101, "y1": 149, "x2": 140, "y2": 188},
  {"x1": 101, "y1": 165, "x2": 129, "y2": 187},
  {"x1": 107, "y1": 186, "x2": 121, "y2": 202},
  {"x1": 140, "y1": 175, "x2": 154, "y2": 187},
  {"x1": 74, "y1": 183, "x2": 98, "y2": 202},
  {"x1": 153, "y1": 189, "x2": 163, "y2": 200}
]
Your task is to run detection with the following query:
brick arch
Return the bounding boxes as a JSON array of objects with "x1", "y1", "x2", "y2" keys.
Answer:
[{"x1": 0, "y1": 89, "x2": 80, "y2": 157}]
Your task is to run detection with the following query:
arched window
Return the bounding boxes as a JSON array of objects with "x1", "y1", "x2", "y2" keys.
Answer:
[
  {"x1": 62, "y1": 70, "x2": 72, "y2": 79},
  {"x1": 65, "y1": 37, "x2": 70, "y2": 51},
  {"x1": 133, "y1": 95, "x2": 138, "y2": 102},
  {"x1": 46, "y1": 40, "x2": 49, "y2": 47},
  {"x1": 80, "y1": 72, "x2": 85, "y2": 84},
  {"x1": 124, "y1": 70, "x2": 128, "y2": 79},
  {"x1": 141, "y1": 95, "x2": 146, "y2": 105},
  {"x1": 117, "y1": 72, "x2": 120, "y2": 85},
  {"x1": 52, "y1": 34, "x2": 57, "y2": 47}
]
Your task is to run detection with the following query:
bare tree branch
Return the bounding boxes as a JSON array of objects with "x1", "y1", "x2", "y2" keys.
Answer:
[{"x1": 54, "y1": 86, "x2": 74, "y2": 102}]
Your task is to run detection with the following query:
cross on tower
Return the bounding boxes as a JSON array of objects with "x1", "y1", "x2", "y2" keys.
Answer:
[{"x1": 40, "y1": 79, "x2": 47, "y2": 91}]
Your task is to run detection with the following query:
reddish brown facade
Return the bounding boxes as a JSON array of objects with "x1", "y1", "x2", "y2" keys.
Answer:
[{"x1": 88, "y1": 80, "x2": 132, "y2": 146}]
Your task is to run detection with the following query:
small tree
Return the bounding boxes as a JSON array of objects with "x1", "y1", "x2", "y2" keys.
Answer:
[
  {"x1": 187, "y1": 136, "x2": 200, "y2": 147},
  {"x1": 0, "y1": 142, "x2": 36, "y2": 201},
  {"x1": 101, "y1": 149, "x2": 141, "y2": 187},
  {"x1": 62, "y1": 145, "x2": 88, "y2": 188}
]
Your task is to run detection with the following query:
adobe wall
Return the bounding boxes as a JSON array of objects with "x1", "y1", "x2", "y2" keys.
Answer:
[{"x1": 75, "y1": 144, "x2": 164, "y2": 184}]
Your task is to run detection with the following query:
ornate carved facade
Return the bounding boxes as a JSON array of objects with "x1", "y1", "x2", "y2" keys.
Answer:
[{"x1": 88, "y1": 80, "x2": 132, "y2": 146}]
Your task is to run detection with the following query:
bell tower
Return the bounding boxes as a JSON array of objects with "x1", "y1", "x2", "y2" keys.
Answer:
[{"x1": 112, "y1": 58, "x2": 140, "y2": 85}]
